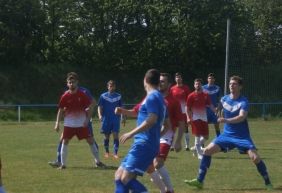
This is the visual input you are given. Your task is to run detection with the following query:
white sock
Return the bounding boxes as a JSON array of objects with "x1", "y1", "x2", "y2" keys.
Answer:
[
  {"x1": 200, "y1": 136, "x2": 206, "y2": 147},
  {"x1": 0, "y1": 186, "x2": 6, "y2": 193},
  {"x1": 89, "y1": 143, "x2": 100, "y2": 163},
  {"x1": 195, "y1": 137, "x2": 203, "y2": 159},
  {"x1": 150, "y1": 170, "x2": 166, "y2": 193},
  {"x1": 157, "y1": 166, "x2": 173, "y2": 192},
  {"x1": 184, "y1": 133, "x2": 189, "y2": 147},
  {"x1": 61, "y1": 144, "x2": 68, "y2": 166}
]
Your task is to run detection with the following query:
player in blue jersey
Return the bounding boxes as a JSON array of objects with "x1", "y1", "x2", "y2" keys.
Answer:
[
  {"x1": 185, "y1": 75, "x2": 273, "y2": 190},
  {"x1": 202, "y1": 73, "x2": 221, "y2": 137},
  {"x1": 114, "y1": 69, "x2": 166, "y2": 193},
  {"x1": 0, "y1": 158, "x2": 7, "y2": 193},
  {"x1": 48, "y1": 72, "x2": 105, "y2": 168},
  {"x1": 98, "y1": 80, "x2": 123, "y2": 159}
]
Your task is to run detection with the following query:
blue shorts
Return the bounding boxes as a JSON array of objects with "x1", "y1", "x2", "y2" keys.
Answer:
[
  {"x1": 206, "y1": 107, "x2": 218, "y2": 124},
  {"x1": 100, "y1": 120, "x2": 120, "y2": 134},
  {"x1": 212, "y1": 134, "x2": 256, "y2": 153},
  {"x1": 121, "y1": 143, "x2": 157, "y2": 176}
]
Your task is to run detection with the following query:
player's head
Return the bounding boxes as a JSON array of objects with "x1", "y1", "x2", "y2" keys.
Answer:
[
  {"x1": 229, "y1": 75, "x2": 243, "y2": 94},
  {"x1": 160, "y1": 73, "x2": 172, "y2": 93},
  {"x1": 194, "y1": 78, "x2": 203, "y2": 91},
  {"x1": 107, "y1": 80, "x2": 116, "y2": 93},
  {"x1": 207, "y1": 73, "x2": 215, "y2": 85},
  {"x1": 175, "y1": 72, "x2": 183, "y2": 84},
  {"x1": 66, "y1": 72, "x2": 79, "y2": 91},
  {"x1": 144, "y1": 69, "x2": 160, "y2": 90}
]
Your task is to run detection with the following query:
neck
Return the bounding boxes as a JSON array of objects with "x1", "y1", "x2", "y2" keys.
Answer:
[
  {"x1": 146, "y1": 85, "x2": 158, "y2": 94},
  {"x1": 69, "y1": 87, "x2": 78, "y2": 94},
  {"x1": 230, "y1": 92, "x2": 240, "y2": 99}
]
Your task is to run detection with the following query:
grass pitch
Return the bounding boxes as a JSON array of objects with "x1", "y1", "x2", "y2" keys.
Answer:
[{"x1": 0, "y1": 119, "x2": 282, "y2": 193}]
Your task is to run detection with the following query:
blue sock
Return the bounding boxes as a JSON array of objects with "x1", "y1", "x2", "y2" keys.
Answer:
[
  {"x1": 104, "y1": 139, "x2": 109, "y2": 153},
  {"x1": 126, "y1": 178, "x2": 147, "y2": 193},
  {"x1": 115, "y1": 180, "x2": 129, "y2": 193},
  {"x1": 256, "y1": 160, "x2": 271, "y2": 185},
  {"x1": 114, "y1": 139, "x2": 119, "y2": 155},
  {"x1": 94, "y1": 140, "x2": 99, "y2": 150},
  {"x1": 197, "y1": 155, "x2": 211, "y2": 183},
  {"x1": 57, "y1": 141, "x2": 62, "y2": 163}
]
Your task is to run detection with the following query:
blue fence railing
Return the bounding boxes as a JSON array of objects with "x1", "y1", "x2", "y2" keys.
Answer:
[{"x1": 0, "y1": 102, "x2": 282, "y2": 122}]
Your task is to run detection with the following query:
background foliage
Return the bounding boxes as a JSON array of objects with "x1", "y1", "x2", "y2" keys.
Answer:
[{"x1": 0, "y1": 0, "x2": 281, "y2": 103}]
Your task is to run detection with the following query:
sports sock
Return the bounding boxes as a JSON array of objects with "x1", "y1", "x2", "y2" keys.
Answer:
[
  {"x1": 61, "y1": 143, "x2": 68, "y2": 166},
  {"x1": 104, "y1": 139, "x2": 109, "y2": 153},
  {"x1": 115, "y1": 179, "x2": 129, "y2": 193},
  {"x1": 57, "y1": 141, "x2": 62, "y2": 163},
  {"x1": 89, "y1": 143, "x2": 100, "y2": 163},
  {"x1": 195, "y1": 137, "x2": 203, "y2": 157},
  {"x1": 256, "y1": 160, "x2": 271, "y2": 185},
  {"x1": 158, "y1": 166, "x2": 173, "y2": 192},
  {"x1": 199, "y1": 136, "x2": 206, "y2": 147},
  {"x1": 150, "y1": 170, "x2": 166, "y2": 193},
  {"x1": 113, "y1": 139, "x2": 119, "y2": 155},
  {"x1": 197, "y1": 155, "x2": 211, "y2": 183},
  {"x1": 184, "y1": 132, "x2": 189, "y2": 148},
  {"x1": 126, "y1": 178, "x2": 148, "y2": 193},
  {"x1": 0, "y1": 186, "x2": 6, "y2": 193}
]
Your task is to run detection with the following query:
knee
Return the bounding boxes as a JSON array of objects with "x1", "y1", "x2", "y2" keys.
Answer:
[{"x1": 251, "y1": 155, "x2": 261, "y2": 164}]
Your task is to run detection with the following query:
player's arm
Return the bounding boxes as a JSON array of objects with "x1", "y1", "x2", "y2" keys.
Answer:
[
  {"x1": 97, "y1": 106, "x2": 103, "y2": 122},
  {"x1": 160, "y1": 117, "x2": 171, "y2": 136},
  {"x1": 185, "y1": 106, "x2": 192, "y2": 123},
  {"x1": 115, "y1": 107, "x2": 138, "y2": 118},
  {"x1": 119, "y1": 113, "x2": 158, "y2": 144},
  {"x1": 218, "y1": 109, "x2": 248, "y2": 124},
  {"x1": 85, "y1": 99, "x2": 95, "y2": 126},
  {"x1": 54, "y1": 108, "x2": 64, "y2": 132}
]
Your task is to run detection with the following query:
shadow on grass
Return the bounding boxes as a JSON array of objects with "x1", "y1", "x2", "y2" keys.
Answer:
[{"x1": 67, "y1": 165, "x2": 118, "y2": 170}]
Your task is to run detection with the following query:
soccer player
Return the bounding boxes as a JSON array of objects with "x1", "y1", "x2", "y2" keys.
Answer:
[
  {"x1": 185, "y1": 76, "x2": 273, "y2": 190},
  {"x1": 203, "y1": 73, "x2": 221, "y2": 136},
  {"x1": 170, "y1": 72, "x2": 191, "y2": 150},
  {"x1": 0, "y1": 158, "x2": 7, "y2": 193},
  {"x1": 147, "y1": 73, "x2": 185, "y2": 193},
  {"x1": 54, "y1": 72, "x2": 105, "y2": 169},
  {"x1": 49, "y1": 86, "x2": 102, "y2": 168},
  {"x1": 114, "y1": 69, "x2": 166, "y2": 193},
  {"x1": 186, "y1": 78, "x2": 214, "y2": 160},
  {"x1": 98, "y1": 80, "x2": 123, "y2": 159}
]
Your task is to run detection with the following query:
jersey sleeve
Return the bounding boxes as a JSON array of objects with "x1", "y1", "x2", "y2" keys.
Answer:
[
  {"x1": 58, "y1": 94, "x2": 66, "y2": 109},
  {"x1": 186, "y1": 94, "x2": 193, "y2": 109},
  {"x1": 241, "y1": 98, "x2": 249, "y2": 112},
  {"x1": 146, "y1": 94, "x2": 161, "y2": 116}
]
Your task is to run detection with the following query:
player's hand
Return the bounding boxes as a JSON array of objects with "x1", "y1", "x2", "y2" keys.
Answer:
[
  {"x1": 54, "y1": 122, "x2": 60, "y2": 132},
  {"x1": 217, "y1": 117, "x2": 225, "y2": 123},
  {"x1": 98, "y1": 116, "x2": 102, "y2": 122},
  {"x1": 119, "y1": 132, "x2": 133, "y2": 144},
  {"x1": 115, "y1": 107, "x2": 122, "y2": 115}
]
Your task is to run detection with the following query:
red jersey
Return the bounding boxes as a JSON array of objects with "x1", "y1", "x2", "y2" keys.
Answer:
[
  {"x1": 186, "y1": 91, "x2": 211, "y2": 122},
  {"x1": 164, "y1": 93, "x2": 183, "y2": 131},
  {"x1": 59, "y1": 89, "x2": 91, "y2": 127},
  {"x1": 170, "y1": 84, "x2": 191, "y2": 114}
]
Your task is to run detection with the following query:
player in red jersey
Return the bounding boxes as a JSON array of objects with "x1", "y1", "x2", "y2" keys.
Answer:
[
  {"x1": 54, "y1": 72, "x2": 105, "y2": 169},
  {"x1": 170, "y1": 72, "x2": 191, "y2": 150},
  {"x1": 186, "y1": 78, "x2": 214, "y2": 160}
]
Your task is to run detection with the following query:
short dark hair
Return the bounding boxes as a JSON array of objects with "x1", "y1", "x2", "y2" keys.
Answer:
[
  {"x1": 145, "y1": 69, "x2": 160, "y2": 86},
  {"x1": 67, "y1": 72, "x2": 78, "y2": 81},
  {"x1": 160, "y1": 73, "x2": 172, "y2": 83},
  {"x1": 230, "y1": 75, "x2": 243, "y2": 85},
  {"x1": 194, "y1": 78, "x2": 203, "y2": 83},
  {"x1": 107, "y1": 80, "x2": 115, "y2": 86},
  {"x1": 175, "y1": 72, "x2": 182, "y2": 78},
  {"x1": 208, "y1": 73, "x2": 215, "y2": 78}
]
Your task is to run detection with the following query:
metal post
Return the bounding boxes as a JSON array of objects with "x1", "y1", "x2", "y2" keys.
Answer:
[
  {"x1": 224, "y1": 18, "x2": 231, "y2": 95},
  {"x1": 18, "y1": 105, "x2": 21, "y2": 123}
]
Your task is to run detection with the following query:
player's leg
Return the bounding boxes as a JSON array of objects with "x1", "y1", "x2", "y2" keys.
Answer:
[
  {"x1": 147, "y1": 163, "x2": 166, "y2": 193},
  {"x1": 112, "y1": 122, "x2": 120, "y2": 158},
  {"x1": 183, "y1": 122, "x2": 190, "y2": 151},
  {"x1": 48, "y1": 133, "x2": 63, "y2": 167},
  {"x1": 100, "y1": 122, "x2": 110, "y2": 157},
  {"x1": 214, "y1": 123, "x2": 220, "y2": 137},
  {"x1": 59, "y1": 126, "x2": 75, "y2": 169},
  {"x1": 247, "y1": 149, "x2": 273, "y2": 190},
  {"x1": 185, "y1": 142, "x2": 221, "y2": 189}
]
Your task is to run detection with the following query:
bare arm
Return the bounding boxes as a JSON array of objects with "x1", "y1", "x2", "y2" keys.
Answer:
[
  {"x1": 218, "y1": 109, "x2": 248, "y2": 124},
  {"x1": 54, "y1": 108, "x2": 64, "y2": 132},
  {"x1": 115, "y1": 107, "x2": 137, "y2": 118},
  {"x1": 97, "y1": 106, "x2": 103, "y2": 121},
  {"x1": 84, "y1": 99, "x2": 96, "y2": 127},
  {"x1": 119, "y1": 113, "x2": 158, "y2": 144},
  {"x1": 160, "y1": 118, "x2": 171, "y2": 136},
  {"x1": 186, "y1": 106, "x2": 192, "y2": 123}
]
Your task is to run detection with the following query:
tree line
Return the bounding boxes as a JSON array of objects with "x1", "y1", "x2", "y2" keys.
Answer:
[{"x1": 0, "y1": 0, "x2": 281, "y2": 103}]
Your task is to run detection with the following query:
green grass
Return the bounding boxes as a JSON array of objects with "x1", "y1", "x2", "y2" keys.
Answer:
[{"x1": 0, "y1": 119, "x2": 282, "y2": 193}]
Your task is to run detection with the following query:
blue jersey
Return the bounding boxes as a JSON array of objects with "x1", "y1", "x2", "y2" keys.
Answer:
[
  {"x1": 79, "y1": 87, "x2": 94, "y2": 100},
  {"x1": 203, "y1": 84, "x2": 221, "y2": 107},
  {"x1": 134, "y1": 90, "x2": 166, "y2": 153},
  {"x1": 98, "y1": 92, "x2": 122, "y2": 123},
  {"x1": 221, "y1": 95, "x2": 250, "y2": 138}
]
